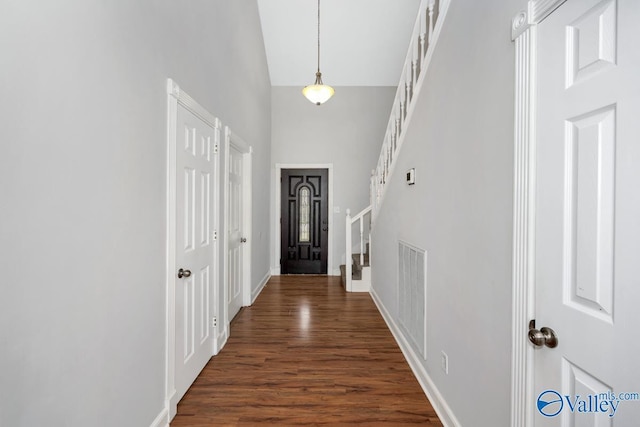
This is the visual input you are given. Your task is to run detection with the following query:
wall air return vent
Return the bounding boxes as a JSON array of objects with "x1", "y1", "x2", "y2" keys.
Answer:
[{"x1": 398, "y1": 240, "x2": 427, "y2": 359}]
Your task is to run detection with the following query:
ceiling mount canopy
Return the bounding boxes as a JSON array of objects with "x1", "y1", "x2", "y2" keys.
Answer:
[{"x1": 302, "y1": 0, "x2": 334, "y2": 105}]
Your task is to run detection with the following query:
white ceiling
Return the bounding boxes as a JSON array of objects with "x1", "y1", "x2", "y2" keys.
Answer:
[{"x1": 257, "y1": 0, "x2": 422, "y2": 87}]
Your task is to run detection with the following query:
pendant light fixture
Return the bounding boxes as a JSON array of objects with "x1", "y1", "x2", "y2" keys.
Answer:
[{"x1": 302, "y1": 0, "x2": 334, "y2": 105}]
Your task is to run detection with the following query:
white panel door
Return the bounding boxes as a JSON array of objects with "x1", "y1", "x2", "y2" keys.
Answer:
[
  {"x1": 174, "y1": 105, "x2": 217, "y2": 403},
  {"x1": 534, "y1": 0, "x2": 640, "y2": 425},
  {"x1": 227, "y1": 144, "x2": 244, "y2": 321}
]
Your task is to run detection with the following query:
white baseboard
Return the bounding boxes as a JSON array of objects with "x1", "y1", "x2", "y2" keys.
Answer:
[
  {"x1": 349, "y1": 281, "x2": 371, "y2": 292},
  {"x1": 370, "y1": 287, "x2": 461, "y2": 427},
  {"x1": 149, "y1": 406, "x2": 169, "y2": 427},
  {"x1": 214, "y1": 326, "x2": 229, "y2": 356},
  {"x1": 270, "y1": 268, "x2": 340, "y2": 276},
  {"x1": 252, "y1": 270, "x2": 271, "y2": 303},
  {"x1": 349, "y1": 267, "x2": 371, "y2": 292},
  {"x1": 167, "y1": 388, "x2": 178, "y2": 421}
]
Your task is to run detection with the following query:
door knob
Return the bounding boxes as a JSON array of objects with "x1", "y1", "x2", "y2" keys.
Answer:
[
  {"x1": 528, "y1": 319, "x2": 558, "y2": 348},
  {"x1": 178, "y1": 268, "x2": 191, "y2": 279},
  {"x1": 240, "y1": 237, "x2": 247, "y2": 243}
]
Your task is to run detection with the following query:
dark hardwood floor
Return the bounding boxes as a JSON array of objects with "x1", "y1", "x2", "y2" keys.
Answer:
[{"x1": 171, "y1": 275, "x2": 443, "y2": 426}]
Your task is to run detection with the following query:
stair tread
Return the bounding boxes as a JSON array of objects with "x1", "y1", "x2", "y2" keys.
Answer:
[
  {"x1": 339, "y1": 264, "x2": 362, "y2": 286},
  {"x1": 352, "y1": 253, "x2": 370, "y2": 267}
]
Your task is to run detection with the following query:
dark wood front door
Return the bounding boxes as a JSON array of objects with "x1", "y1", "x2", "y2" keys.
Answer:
[{"x1": 281, "y1": 169, "x2": 328, "y2": 274}]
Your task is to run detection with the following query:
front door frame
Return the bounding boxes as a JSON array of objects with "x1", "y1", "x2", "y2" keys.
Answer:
[
  {"x1": 274, "y1": 164, "x2": 334, "y2": 276},
  {"x1": 165, "y1": 78, "x2": 221, "y2": 420},
  {"x1": 510, "y1": 1, "x2": 567, "y2": 426}
]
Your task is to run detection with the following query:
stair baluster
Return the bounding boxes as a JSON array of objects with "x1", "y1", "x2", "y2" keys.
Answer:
[
  {"x1": 370, "y1": 0, "x2": 448, "y2": 219},
  {"x1": 343, "y1": 206, "x2": 372, "y2": 292}
]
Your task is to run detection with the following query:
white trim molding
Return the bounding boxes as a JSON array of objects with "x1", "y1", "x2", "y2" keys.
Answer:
[
  {"x1": 252, "y1": 270, "x2": 271, "y2": 304},
  {"x1": 149, "y1": 407, "x2": 169, "y2": 427},
  {"x1": 215, "y1": 325, "x2": 229, "y2": 357},
  {"x1": 529, "y1": 0, "x2": 566, "y2": 23},
  {"x1": 510, "y1": 25, "x2": 537, "y2": 427},
  {"x1": 165, "y1": 78, "x2": 221, "y2": 421},
  {"x1": 511, "y1": 10, "x2": 531, "y2": 41},
  {"x1": 167, "y1": 79, "x2": 220, "y2": 129},
  {"x1": 509, "y1": 2, "x2": 566, "y2": 426},
  {"x1": 511, "y1": 0, "x2": 567, "y2": 40},
  {"x1": 223, "y1": 126, "x2": 253, "y2": 332},
  {"x1": 370, "y1": 288, "x2": 460, "y2": 427}
]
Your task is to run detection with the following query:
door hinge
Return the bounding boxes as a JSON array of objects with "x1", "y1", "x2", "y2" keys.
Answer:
[
  {"x1": 211, "y1": 317, "x2": 217, "y2": 328},
  {"x1": 213, "y1": 230, "x2": 218, "y2": 241},
  {"x1": 213, "y1": 143, "x2": 219, "y2": 154}
]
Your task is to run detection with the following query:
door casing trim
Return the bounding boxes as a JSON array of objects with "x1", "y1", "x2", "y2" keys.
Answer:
[
  {"x1": 165, "y1": 78, "x2": 221, "y2": 422},
  {"x1": 510, "y1": 2, "x2": 567, "y2": 426},
  {"x1": 223, "y1": 127, "x2": 253, "y2": 331},
  {"x1": 274, "y1": 164, "x2": 334, "y2": 276}
]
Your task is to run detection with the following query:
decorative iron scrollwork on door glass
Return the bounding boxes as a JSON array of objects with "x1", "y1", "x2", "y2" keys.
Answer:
[{"x1": 299, "y1": 187, "x2": 310, "y2": 242}]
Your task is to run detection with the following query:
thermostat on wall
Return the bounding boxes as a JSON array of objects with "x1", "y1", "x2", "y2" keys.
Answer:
[{"x1": 406, "y1": 168, "x2": 415, "y2": 185}]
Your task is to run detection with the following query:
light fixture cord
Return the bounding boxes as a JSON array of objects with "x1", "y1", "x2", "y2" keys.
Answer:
[{"x1": 316, "y1": 0, "x2": 321, "y2": 74}]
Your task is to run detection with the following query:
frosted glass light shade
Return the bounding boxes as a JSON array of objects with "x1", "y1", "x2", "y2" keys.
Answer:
[{"x1": 302, "y1": 84, "x2": 335, "y2": 105}]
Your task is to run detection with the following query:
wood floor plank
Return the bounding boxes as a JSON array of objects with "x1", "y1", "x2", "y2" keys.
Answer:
[{"x1": 171, "y1": 275, "x2": 443, "y2": 426}]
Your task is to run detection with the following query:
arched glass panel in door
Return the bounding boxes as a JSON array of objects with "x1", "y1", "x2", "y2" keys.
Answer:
[{"x1": 299, "y1": 187, "x2": 310, "y2": 242}]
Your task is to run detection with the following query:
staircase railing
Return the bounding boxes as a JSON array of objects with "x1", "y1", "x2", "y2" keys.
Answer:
[
  {"x1": 371, "y1": 0, "x2": 448, "y2": 219},
  {"x1": 345, "y1": 205, "x2": 372, "y2": 292}
]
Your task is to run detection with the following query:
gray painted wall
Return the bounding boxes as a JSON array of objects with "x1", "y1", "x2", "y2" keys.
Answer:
[
  {"x1": 0, "y1": 1, "x2": 270, "y2": 426},
  {"x1": 371, "y1": 0, "x2": 521, "y2": 425},
  {"x1": 271, "y1": 86, "x2": 396, "y2": 274}
]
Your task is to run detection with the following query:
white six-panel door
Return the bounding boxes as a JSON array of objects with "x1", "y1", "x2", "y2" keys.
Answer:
[
  {"x1": 224, "y1": 127, "x2": 251, "y2": 329},
  {"x1": 533, "y1": 0, "x2": 640, "y2": 425},
  {"x1": 174, "y1": 104, "x2": 218, "y2": 403},
  {"x1": 227, "y1": 143, "x2": 244, "y2": 321}
]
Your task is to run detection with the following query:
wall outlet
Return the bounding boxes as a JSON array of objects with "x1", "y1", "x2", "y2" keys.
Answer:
[
  {"x1": 211, "y1": 317, "x2": 217, "y2": 328},
  {"x1": 441, "y1": 351, "x2": 449, "y2": 374}
]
